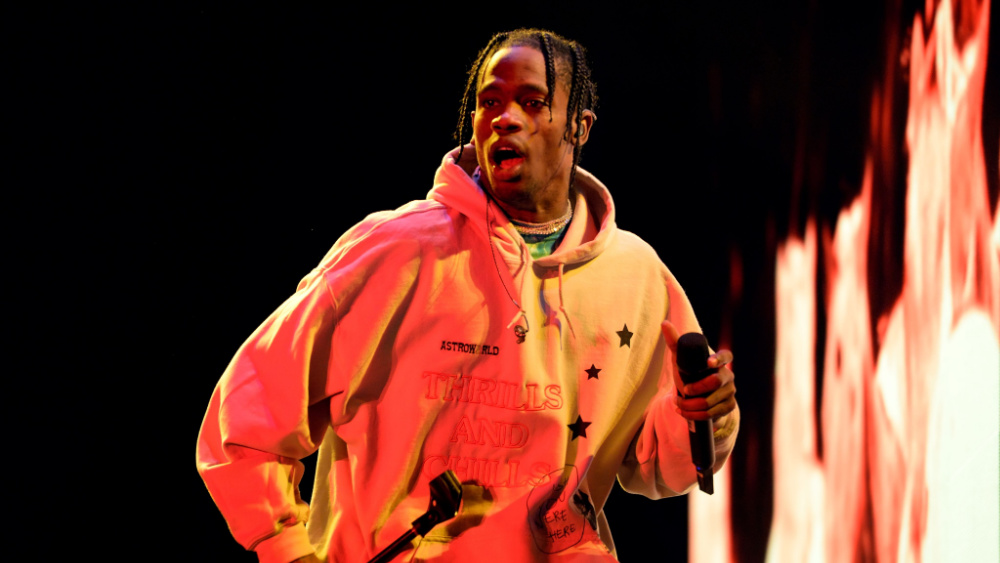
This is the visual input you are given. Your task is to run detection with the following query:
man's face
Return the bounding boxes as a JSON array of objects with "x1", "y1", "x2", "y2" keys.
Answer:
[{"x1": 473, "y1": 46, "x2": 589, "y2": 221}]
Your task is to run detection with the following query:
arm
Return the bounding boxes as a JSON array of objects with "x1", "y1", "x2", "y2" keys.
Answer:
[
  {"x1": 196, "y1": 269, "x2": 337, "y2": 563},
  {"x1": 617, "y1": 273, "x2": 740, "y2": 498},
  {"x1": 618, "y1": 323, "x2": 740, "y2": 497},
  {"x1": 197, "y1": 214, "x2": 425, "y2": 563}
]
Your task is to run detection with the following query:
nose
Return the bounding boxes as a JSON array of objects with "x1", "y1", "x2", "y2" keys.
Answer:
[{"x1": 492, "y1": 105, "x2": 524, "y2": 133}]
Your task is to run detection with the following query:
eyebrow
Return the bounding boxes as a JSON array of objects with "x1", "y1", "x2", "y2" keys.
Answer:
[{"x1": 477, "y1": 82, "x2": 549, "y2": 97}]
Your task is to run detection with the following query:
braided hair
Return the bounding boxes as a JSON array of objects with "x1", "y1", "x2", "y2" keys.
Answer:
[{"x1": 454, "y1": 29, "x2": 598, "y2": 190}]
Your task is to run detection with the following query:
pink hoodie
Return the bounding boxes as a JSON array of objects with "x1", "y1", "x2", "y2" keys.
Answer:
[{"x1": 197, "y1": 146, "x2": 739, "y2": 562}]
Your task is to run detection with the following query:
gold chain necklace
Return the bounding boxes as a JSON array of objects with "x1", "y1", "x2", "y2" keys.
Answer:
[{"x1": 510, "y1": 201, "x2": 573, "y2": 236}]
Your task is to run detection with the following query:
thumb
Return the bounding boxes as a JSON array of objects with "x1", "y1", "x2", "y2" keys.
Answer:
[{"x1": 661, "y1": 320, "x2": 679, "y2": 354}]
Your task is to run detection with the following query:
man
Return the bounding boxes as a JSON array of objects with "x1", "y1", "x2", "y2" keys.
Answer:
[{"x1": 198, "y1": 28, "x2": 738, "y2": 563}]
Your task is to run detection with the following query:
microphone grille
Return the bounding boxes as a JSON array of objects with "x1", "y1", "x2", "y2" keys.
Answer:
[{"x1": 676, "y1": 332, "x2": 710, "y2": 378}]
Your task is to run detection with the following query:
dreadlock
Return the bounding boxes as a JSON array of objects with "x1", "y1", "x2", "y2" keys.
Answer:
[{"x1": 454, "y1": 29, "x2": 598, "y2": 190}]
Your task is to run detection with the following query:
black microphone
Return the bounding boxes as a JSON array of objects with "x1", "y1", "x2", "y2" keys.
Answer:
[
  {"x1": 369, "y1": 470, "x2": 463, "y2": 563},
  {"x1": 676, "y1": 332, "x2": 717, "y2": 494}
]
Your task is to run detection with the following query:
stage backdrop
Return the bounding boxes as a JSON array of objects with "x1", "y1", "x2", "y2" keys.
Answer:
[{"x1": 15, "y1": 1, "x2": 997, "y2": 561}]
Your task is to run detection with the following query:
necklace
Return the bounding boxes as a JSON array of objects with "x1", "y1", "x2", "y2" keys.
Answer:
[{"x1": 510, "y1": 201, "x2": 573, "y2": 236}]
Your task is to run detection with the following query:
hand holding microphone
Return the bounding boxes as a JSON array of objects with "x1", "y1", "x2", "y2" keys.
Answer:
[{"x1": 661, "y1": 321, "x2": 738, "y2": 494}]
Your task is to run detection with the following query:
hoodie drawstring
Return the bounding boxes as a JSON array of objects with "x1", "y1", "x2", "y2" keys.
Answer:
[
  {"x1": 557, "y1": 263, "x2": 576, "y2": 339},
  {"x1": 505, "y1": 239, "x2": 530, "y2": 340},
  {"x1": 488, "y1": 195, "x2": 531, "y2": 342}
]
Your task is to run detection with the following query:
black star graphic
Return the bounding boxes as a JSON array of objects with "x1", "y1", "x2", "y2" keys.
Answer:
[
  {"x1": 617, "y1": 324, "x2": 633, "y2": 347},
  {"x1": 585, "y1": 364, "x2": 601, "y2": 380},
  {"x1": 567, "y1": 415, "x2": 592, "y2": 440}
]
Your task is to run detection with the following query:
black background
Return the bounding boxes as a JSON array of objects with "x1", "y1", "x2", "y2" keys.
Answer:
[{"x1": 13, "y1": 2, "x2": 997, "y2": 561}]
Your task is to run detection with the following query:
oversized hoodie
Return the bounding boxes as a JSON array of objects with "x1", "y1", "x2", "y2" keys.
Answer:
[{"x1": 197, "y1": 146, "x2": 739, "y2": 563}]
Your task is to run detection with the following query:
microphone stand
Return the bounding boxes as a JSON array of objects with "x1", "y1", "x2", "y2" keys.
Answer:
[{"x1": 368, "y1": 470, "x2": 462, "y2": 563}]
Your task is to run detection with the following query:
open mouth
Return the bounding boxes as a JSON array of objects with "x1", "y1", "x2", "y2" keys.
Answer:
[{"x1": 492, "y1": 147, "x2": 525, "y2": 170}]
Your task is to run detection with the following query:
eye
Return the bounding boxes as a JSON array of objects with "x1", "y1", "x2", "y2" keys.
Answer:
[
  {"x1": 479, "y1": 98, "x2": 499, "y2": 109},
  {"x1": 523, "y1": 98, "x2": 548, "y2": 110}
]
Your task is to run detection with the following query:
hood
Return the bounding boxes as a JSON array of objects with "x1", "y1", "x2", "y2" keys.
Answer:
[{"x1": 427, "y1": 145, "x2": 617, "y2": 271}]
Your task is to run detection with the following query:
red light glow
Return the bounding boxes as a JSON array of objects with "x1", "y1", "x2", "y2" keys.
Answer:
[{"x1": 691, "y1": 0, "x2": 999, "y2": 560}]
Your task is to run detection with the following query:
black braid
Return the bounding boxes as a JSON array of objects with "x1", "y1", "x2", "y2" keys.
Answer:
[
  {"x1": 453, "y1": 29, "x2": 598, "y2": 188},
  {"x1": 539, "y1": 32, "x2": 557, "y2": 122},
  {"x1": 567, "y1": 44, "x2": 583, "y2": 192},
  {"x1": 455, "y1": 32, "x2": 509, "y2": 163}
]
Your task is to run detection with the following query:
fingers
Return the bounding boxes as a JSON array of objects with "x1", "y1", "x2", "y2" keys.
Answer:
[
  {"x1": 675, "y1": 360, "x2": 736, "y2": 422},
  {"x1": 679, "y1": 361, "x2": 733, "y2": 397},
  {"x1": 708, "y1": 349, "x2": 733, "y2": 369},
  {"x1": 661, "y1": 321, "x2": 680, "y2": 354},
  {"x1": 680, "y1": 395, "x2": 738, "y2": 421},
  {"x1": 663, "y1": 329, "x2": 738, "y2": 422},
  {"x1": 675, "y1": 380, "x2": 737, "y2": 421}
]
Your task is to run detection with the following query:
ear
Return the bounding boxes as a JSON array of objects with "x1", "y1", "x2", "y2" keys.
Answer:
[
  {"x1": 469, "y1": 111, "x2": 476, "y2": 145},
  {"x1": 571, "y1": 109, "x2": 596, "y2": 146}
]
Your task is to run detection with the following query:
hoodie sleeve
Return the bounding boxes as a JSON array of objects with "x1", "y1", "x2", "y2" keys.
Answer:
[
  {"x1": 196, "y1": 266, "x2": 338, "y2": 563},
  {"x1": 196, "y1": 213, "x2": 424, "y2": 563},
  {"x1": 616, "y1": 267, "x2": 740, "y2": 499}
]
